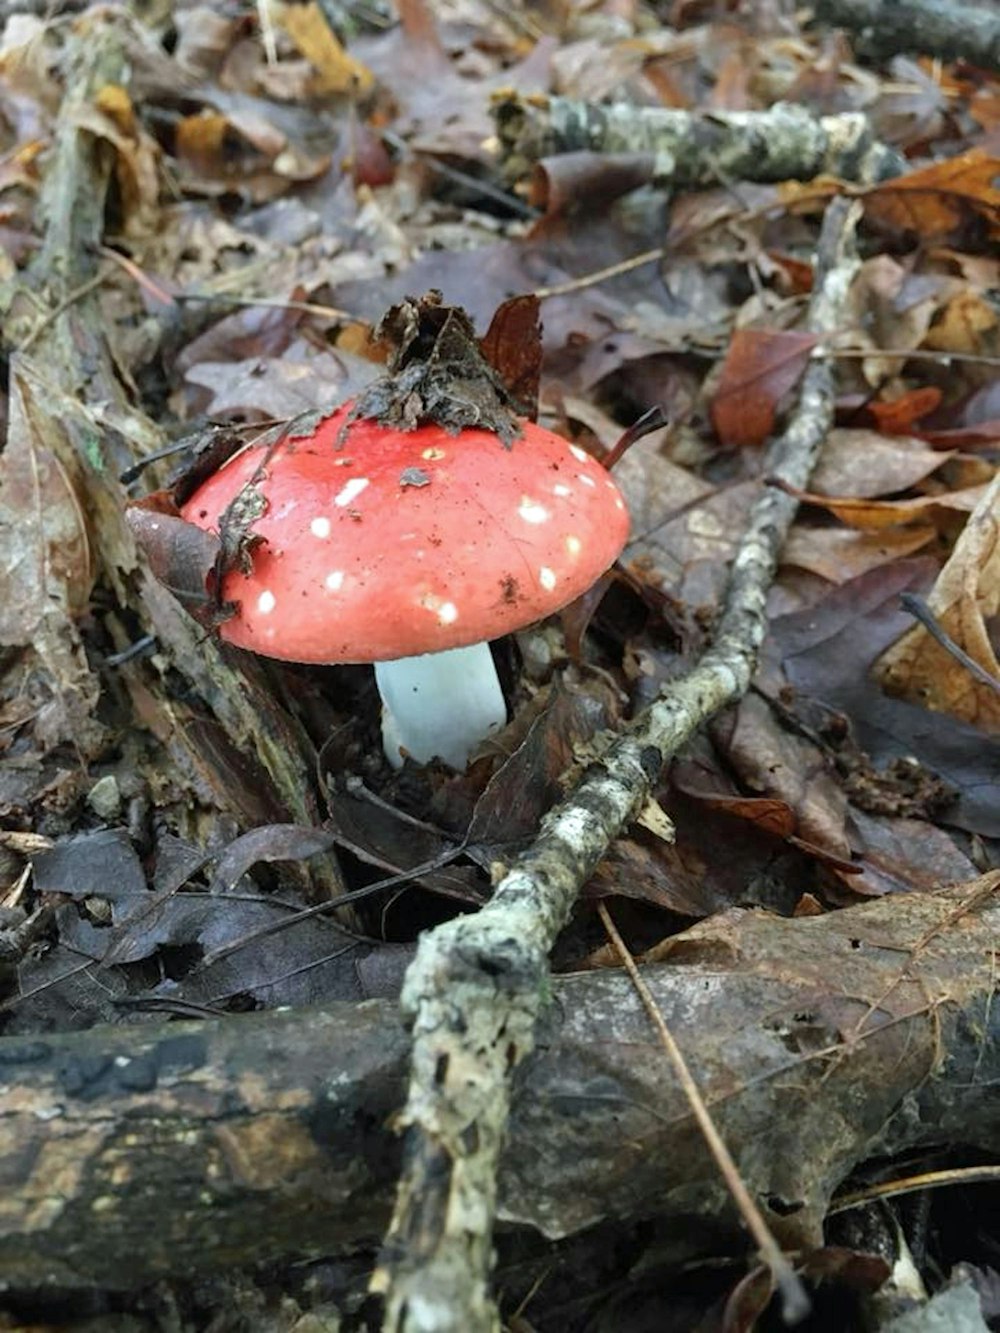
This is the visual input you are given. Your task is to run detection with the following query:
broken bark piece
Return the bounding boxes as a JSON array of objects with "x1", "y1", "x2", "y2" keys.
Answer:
[
  {"x1": 493, "y1": 95, "x2": 905, "y2": 191},
  {"x1": 0, "y1": 881, "x2": 996, "y2": 1291}
]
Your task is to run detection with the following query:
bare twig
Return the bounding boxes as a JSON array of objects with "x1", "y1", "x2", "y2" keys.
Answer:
[
  {"x1": 374, "y1": 197, "x2": 863, "y2": 1332},
  {"x1": 831, "y1": 1164, "x2": 1000, "y2": 1215},
  {"x1": 532, "y1": 247, "x2": 664, "y2": 299}
]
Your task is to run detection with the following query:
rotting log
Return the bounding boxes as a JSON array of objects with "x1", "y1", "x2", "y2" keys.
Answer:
[{"x1": 0, "y1": 881, "x2": 997, "y2": 1291}]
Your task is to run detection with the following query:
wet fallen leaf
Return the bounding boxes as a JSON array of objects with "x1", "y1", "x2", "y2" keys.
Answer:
[{"x1": 0, "y1": 362, "x2": 101, "y2": 749}]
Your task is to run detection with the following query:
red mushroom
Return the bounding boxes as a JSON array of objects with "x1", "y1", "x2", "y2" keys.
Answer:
[{"x1": 180, "y1": 401, "x2": 630, "y2": 768}]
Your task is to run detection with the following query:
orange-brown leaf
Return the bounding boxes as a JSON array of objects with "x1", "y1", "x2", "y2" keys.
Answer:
[
  {"x1": 864, "y1": 150, "x2": 1000, "y2": 239},
  {"x1": 868, "y1": 387, "x2": 942, "y2": 435}
]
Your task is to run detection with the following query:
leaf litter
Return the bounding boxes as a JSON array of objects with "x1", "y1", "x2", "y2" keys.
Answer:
[{"x1": 1, "y1": 0, "x2": 1000, "y2": 1325}]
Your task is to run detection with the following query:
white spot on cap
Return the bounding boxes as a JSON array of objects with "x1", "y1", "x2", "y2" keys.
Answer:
[
  {"x1": 421, "y1": 447, "x2": 446, "y2": 461},
  {"x1": 615, "y1": 496, "x2": 625, "y2": 510},
  {"x1": 577, "y1": 473, "x2": 597, "y2": 489},
  {"x1": 566, "y1": 535, "x2": 582, "y2": 556},
  {"x1": 419, "y1": 593, "x2": 459, "y2": 626},
  {"x1": 570, "y1": 444, "x2": 589, "y2": 463},
  {"x1": 606, "y1": 478, "x2": 618, "y2": 489},
  {"x1": 539, "y1": 566, "x2": 557, "y2": 591},
  {"x1": 257, "y1": 590, "x2": 276, "y2": 614},
  {"x1": 553, "y1": 483, "x2": 572, "y2": 498},
  {"x1": 335, "y1": 477, "x2": 370, "y2": 507},
  {"x1": 325, "y1": 570, "x2": 344, "y2": 592},
  {"x1": 310, "y1": 516, "x2": 331, "y2": 539},
  {"x1": 518, "y1": 497, "x2": 550, "y2": 525}
]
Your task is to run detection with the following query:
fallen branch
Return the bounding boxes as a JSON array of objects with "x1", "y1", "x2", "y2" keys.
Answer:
[
  {"x1": 493, "y1": 95, "x2": 904, "y2": 191},
  {"x1": 0, "y1": 880, "x2": 997, "y2": 1293},
  {"x1": 814, "y1": 0, "x2": 1000, "y2": 72},
  {"x1": 374, "y1": 197, "x2": 862, "y2": 1332}
]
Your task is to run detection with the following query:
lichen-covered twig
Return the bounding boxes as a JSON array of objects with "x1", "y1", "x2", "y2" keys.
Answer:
[
  {"x1": 374, "y1": 197, "x2": 863, "y2": 1333},
  {"x1": 815, "y1": 0, "x2": 1000, "y2": 73},
  {"x1": 493, "y1": 95, "x2": 904, "y2": 191}
]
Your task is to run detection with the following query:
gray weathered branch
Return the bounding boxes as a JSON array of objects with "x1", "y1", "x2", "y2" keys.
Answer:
[{"x1": 493, "y1": 95, "x2": 904, "y2": 191}]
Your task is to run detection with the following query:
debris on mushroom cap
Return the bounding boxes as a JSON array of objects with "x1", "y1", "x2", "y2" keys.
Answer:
[
  {"x1": 179, "y1": 401, "x2": 631, "y2": 665},
  {"x1": 341, "y1": 290, "x2": 540, "y2": 447}
]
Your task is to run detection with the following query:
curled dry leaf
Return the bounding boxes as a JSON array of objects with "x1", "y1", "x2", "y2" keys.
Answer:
[
  {"x1": 125, "y1": 503, "x2": 220, "y2": 626},
  {"x1": 867, "y1": 388, "x2": 943, "y2": 435},
  {"x1": 75, "y1": 83, "x2": 162, "y2": 236},
  {"x1": 783, "y1": 482, "x2": 987, "y2": 530}
]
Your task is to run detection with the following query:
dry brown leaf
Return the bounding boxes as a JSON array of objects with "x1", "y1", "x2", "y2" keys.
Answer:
[
  {"x1": 782, "y1": 524, "x2": 936, "y2": 583},
  {"x1": 174, "y1": 107, "x2": 329, "y2": 200},
  {"x1": 921, "y1": 288, "x2": 1000, "y2": 356},
  {"x1": 809, "y1": 428, "x2": 949, "y2": 498},
  {"x1": 864, "y1": 150, "x2": 1000, "y2": 240},
  {"x1": 875, "y1": 469, "x2": 1000, "y2": 731},
  {"x1": 844, "y1": 256, "x2": 953, "y2": 386},
  {"x1": 73, "y1": 83, "x2": 162, "y2": 236},
  {"x1": 711, "y1": 328, "x2": 817, "y2": 448}
]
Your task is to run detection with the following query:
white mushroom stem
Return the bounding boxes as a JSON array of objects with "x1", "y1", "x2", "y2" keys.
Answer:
[{"x1": 375, "y1": 641, "x2": 507, "y2": 770}]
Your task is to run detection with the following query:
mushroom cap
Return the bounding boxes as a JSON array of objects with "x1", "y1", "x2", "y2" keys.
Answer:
[{"x1": 180, "y1": 403, "x2": 630, "y2": 664}]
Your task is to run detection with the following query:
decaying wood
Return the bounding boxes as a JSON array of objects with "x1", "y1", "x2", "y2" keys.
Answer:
[
  {"x1": 0, "y1": 880, "x2": 997, "y2": 1291},
  {"x1": 374, "y1": 201, "x2": 863, "y2": 1332},
  {"x1": 815, "y1": 0, "x2": 1000, "y2": 72},
  {"x1": 493, "y1": 95, "x2": 904, "y2": 192}
]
